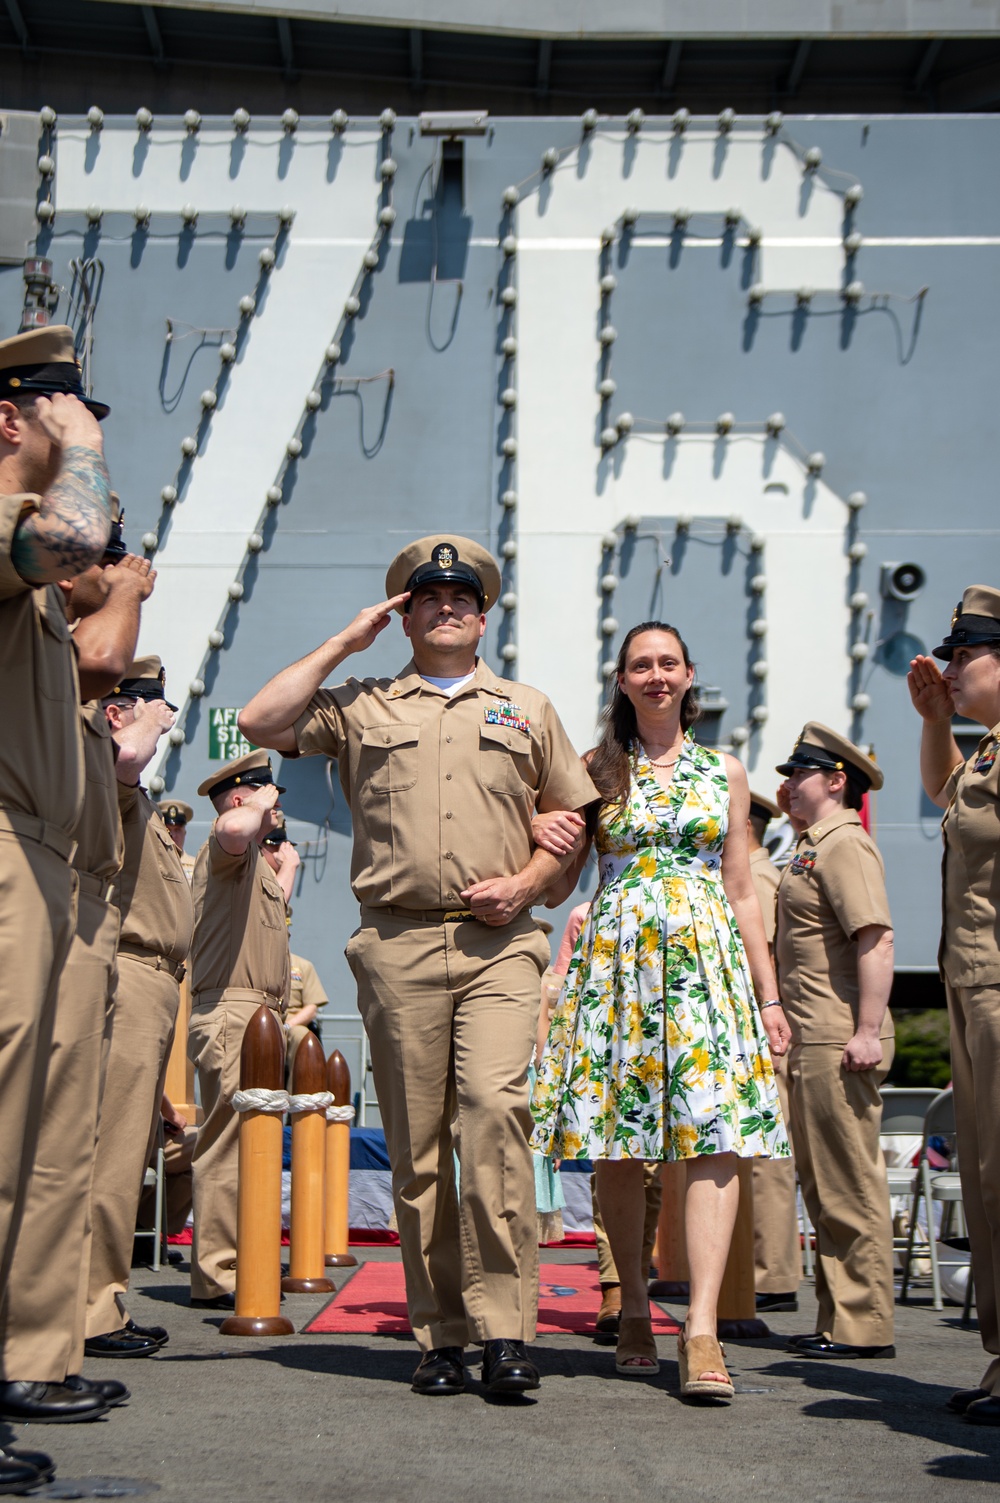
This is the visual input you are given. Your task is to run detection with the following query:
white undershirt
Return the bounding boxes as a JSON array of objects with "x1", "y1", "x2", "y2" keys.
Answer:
[{"x1": 421, "y1": 670, "x2": 476, "y2": 698}]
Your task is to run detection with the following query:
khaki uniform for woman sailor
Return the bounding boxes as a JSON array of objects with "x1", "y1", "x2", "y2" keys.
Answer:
[
  {"x1": 933, "y1": 587, "x2": 1000, "y2": 1402},
  {"x1": 749, "y1": 797, "x2": 802, "y2": 1302},
  {"x1": 292, "y1": 536, "x2": 597, "y2": 1351},
  {"x1": 0, "y1": 702, "x2": 122, "y2": 1380},
  {"x1": 188, "y1": 751, "x2": 291, "y2": 1301},
  {"x1": 85, "y1": 660, "x2": 194, "y2": 1341},
  {"x1": 775, "y1": 725, "x2": 895, "y2": 1351}
]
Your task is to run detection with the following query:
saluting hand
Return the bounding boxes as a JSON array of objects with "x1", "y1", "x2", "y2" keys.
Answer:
[
  {"x1": 907, "y1": 654, "x2": 955, "y2": 723},
  {"x1": 275, "y1": 841, "x2": 301, "y2": 874},
  {"x1": 105, "y1": 553, "x2": 156, "y2": 601},
  {"x1": 32, "y1": 391, "x2": 104, "y2": 452},
  {"x1": 245, "y1": 783, "x2": 281, "y2": 816},
  {"x1": 132, "y1": 697, "x2": 175, "y2": 737},
  {"x1": 337, "y1": 594, "x2": 411, "y2": 655}
]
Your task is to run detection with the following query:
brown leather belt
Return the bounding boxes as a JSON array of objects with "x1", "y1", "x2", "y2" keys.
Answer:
[
  {"x1": 374, "y1": 905, "x2": 477, "y2": 924},
  {"x1": 118, "y1": 942, "x2": 186, "y2": 982},
  {"x1": 75, "y1": 870, "x2": 115, "y2": 902},
  {"x1": 0, "y1": 806, "x2": 76, "y2": 863},
  {"x1": 192, "y1": 986, "x2": 284, "y2": 1012}
]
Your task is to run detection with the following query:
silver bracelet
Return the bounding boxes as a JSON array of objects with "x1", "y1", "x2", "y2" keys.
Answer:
[{"x1": 759, "y1": 999, "x2": 783, "y2": 1009}]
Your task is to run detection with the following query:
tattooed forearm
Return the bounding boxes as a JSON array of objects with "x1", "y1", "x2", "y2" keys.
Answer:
[{"x1": 12, "y1": 445, "x2": 112, "y2": 584}]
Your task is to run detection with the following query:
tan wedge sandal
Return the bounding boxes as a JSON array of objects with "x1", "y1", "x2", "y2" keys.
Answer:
[
  {"x1": 615, "y1": 1315, "x2": 660, "y2": 1375},
  {"x1": 677, "y1": 1331, "x2": 734, "y2": 1403}
]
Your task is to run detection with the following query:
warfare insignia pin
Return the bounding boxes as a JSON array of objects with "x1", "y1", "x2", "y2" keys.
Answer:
[
  {"x1": 485, "y1": 701, "x2": 530, "y2": 735},
  {"x1": 433, "y1": 543, "x2": 456, "y2": 569}
]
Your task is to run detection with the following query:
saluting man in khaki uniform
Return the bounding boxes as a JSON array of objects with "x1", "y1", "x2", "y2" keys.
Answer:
[
  {"x1": 0, "y1": 326, "x2": 116, "y2": 1458},
  {"x1": 0, "y1": 515, "x2": 153, "y2": 1424},
  {"x1": 240, "y1": 534, "x2": 596, "y2": 1397},
  {"x1": 747, "y1": 792, "x2": 803, "y2": 1313},
  {"x1": 188, "y1": 750, "x2": 291, "y2": 1307},
  {"x1": 909, "y1": 586, "x2": 1000, "y2": 1427},
  {"x1": 157, "y1": 799, "x2": 196, "y2": 882},
  {"x1": 84, "y1": 658, "x2": 194, "y2": 1358},
  {"x1": 774, "y1": 724, "x2": 895, "y2": 1359}
]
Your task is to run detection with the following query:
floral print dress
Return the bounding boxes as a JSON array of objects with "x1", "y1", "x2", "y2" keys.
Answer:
[{"x1": 531, "y1": 737, "x2": 789, "y2": 1163}]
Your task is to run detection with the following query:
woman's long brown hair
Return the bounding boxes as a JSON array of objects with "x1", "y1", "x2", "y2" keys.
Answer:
[{"x1": 587, "y1": 622, "x2": 701, "y2": 810}]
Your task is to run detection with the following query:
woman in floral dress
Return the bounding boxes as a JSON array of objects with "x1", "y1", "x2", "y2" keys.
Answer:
[{"x1": 532, "y1": 621, "x2": 790, "y2": 1402}]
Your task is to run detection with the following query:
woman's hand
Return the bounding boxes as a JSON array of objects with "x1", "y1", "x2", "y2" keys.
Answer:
[
  {"x1": 760, "y1": 1003, "x2": 792, "y2": 1058},
  {"x1": 531, "y1": 809, "x2": 585, "y2": 856},
  {"x1": 907, "y1": 654, "x2": 955, "y2": 722}
]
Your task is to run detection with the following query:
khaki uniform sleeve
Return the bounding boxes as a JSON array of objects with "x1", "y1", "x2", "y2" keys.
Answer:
[
  {"x1": 298, "y1": 958, "x2": 329, "y2": 1010},
  {"x1": 294, "y1": 688, "x2": 346, "y2": 759},
  {"x1": 117, "y1": 781, "x2": 140, "y2": 815},
  {"x1": 942, "y1": 761, "x2": 966, "y2": 807},
  {"x1": 821, "y1": 835, "x2": 893, "y2": 939},
  {"x1": 0, "y1": 493, "x2": 38, "y2": 600},
  {"x1": 535, "y1": 701, "x2": 600, "y2": 813},
  {"x1": 208, "y1": 830, "x2": 255, "y2": 881}
]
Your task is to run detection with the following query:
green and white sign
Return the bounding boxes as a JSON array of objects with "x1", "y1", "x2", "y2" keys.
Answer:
[{"x1": 208, "y1": 707, "x2": 256, "y2": 762}]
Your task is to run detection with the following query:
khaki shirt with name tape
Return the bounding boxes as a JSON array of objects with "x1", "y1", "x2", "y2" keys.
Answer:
[
  {"x1": 189, "y1": 833, "x2": 291, "y2": 1008},
  {"x1": 749, "y1": 846, "x2": 780, "y2": 946},
  {"x1": 776, "y1": 808, "x2": 894, "y2": 1046},
  {"x1": 939, "y1": 720, "x2": 1000, "y2": 987},
  {"x1": 113, "y1": 783, "x2": 194, "y2": 962},
  {"x1": 290, "y1": 953, "x2": 328, "y2": 1014},
  {"x1": 0, "y1": 491, "x2": 84, "y2": 837},
  {"x1": 73, "y1": 703, "x2": 124, "y2": 882},
  {"x1": 293, "y1": 656, "x2": 598, "y2": 911}
]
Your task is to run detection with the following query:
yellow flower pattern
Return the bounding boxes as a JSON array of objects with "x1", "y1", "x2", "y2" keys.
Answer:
[{"x1": 531, "y1": 738, "x2": 789, "y2": 1163}]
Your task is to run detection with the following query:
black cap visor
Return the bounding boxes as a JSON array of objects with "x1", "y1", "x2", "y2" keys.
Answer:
[
  {"x1": 932, "y1": 615, "x2": 1000, "y2": 662},
  {"x1": 0, "y1": 367, "x2": 110, "y2": 421},
  {"x1": 210, "y1": 769, "x2": 286, "y2": 800},
  {"x1": 405, "y1": 562, "x2": 485, "y2": 610},
  {"x1": 114, "y1": 682, "x2": 179, "y2": 712}
]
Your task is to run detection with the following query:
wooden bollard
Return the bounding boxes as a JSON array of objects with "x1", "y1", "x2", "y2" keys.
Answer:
[
  {"x1": 220, "y1": 1005, "x2": 294, "y2": 1337},
  {"x1": 282, "y1": 1031, "x2": 335, "y2": 1294},
  {"x1": 648, "y1": 1160, "x2": 690, "y2": 1299},
  {"x1": 717, "y1": 1158, "x2": 768, "y2": 1338},
  {"x1": 325, "y1": 1049, "x2": 357, "y2": 1268}
]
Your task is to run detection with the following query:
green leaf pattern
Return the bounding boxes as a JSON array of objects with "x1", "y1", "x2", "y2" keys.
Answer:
[{"x1": 531, "y1": 737, "x2": 790, "y2": 1163}]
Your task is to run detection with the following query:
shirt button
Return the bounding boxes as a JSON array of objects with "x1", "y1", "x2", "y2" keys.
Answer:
[
  {"x1": 445, "y1": 811, "x2": 453, "y2": 819},
  {"x1": 444, "y1": 851, "x2": 453, "y2": 859},
  {"x1": 446, "y1": 773, "x2": 452, "y2": 780},
  {"x1": 446, "y1": 736, "x2": 453, "y2": 743},
  {"x1": 384, "y1": 735, "x2": 391, "y2": 744}
]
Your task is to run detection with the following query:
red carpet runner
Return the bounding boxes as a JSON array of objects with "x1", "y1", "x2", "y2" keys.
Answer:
[{"x1": 304, "y1": 1261, "x2": 680, "y2": 1336}]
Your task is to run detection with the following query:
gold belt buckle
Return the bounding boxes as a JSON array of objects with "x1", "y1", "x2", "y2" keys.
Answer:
[{"x1": 442, "y1": 909, "x2": 474, "y2": 922}]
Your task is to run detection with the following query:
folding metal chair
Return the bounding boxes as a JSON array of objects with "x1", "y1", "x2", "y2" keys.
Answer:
[
  {"x1": 899, "y1": 1087, "x2": 970, "y2": 1311},
  {"x1": 135, "y1": 1124, "x2": 166, "y2": 1272},
  {"x1": 879, "y1": 1086, "x2": 939, "y2": 1277}
]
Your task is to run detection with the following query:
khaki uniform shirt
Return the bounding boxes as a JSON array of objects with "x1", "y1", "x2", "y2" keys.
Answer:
[
  {"x1": 776, "y1": 808, "x2": 894, "y2": 1046},
  {"x1": 289, "y1": 953, "x2": 328, "y2": 1015},
  {"x1": 190, "y1": 833, "x2": 291, "y2": 1008},
  {"x1": 0, "y1": 491, "x2": 84, "y2": 837},
  {"x1": 294, "y1": 657, "x2": 598, "y2": 910},
  {"x1": 749, "y1": 846, "x2": 781, "y2": 946},
  {"x1": 940, "y1": 720, "x2": 1000, "y2": 987},
  {"x1": 73, "y1": 703, "x2": 124, "y2": 882},
  {"x1": 113, "y1": 783, "x2": 194, "y2": 963}
]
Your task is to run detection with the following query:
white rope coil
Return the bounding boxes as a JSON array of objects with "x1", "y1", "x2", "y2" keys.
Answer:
[
  {"x1": 232, "y1": 1088, "x2": 290, "y2": 1114},
  {"x1": 288, "y1": 1089, "x2": 334, "y2": 1115},
  {"x1": 326, "y1": 1103, "x2": 356, "y2": 1124}
]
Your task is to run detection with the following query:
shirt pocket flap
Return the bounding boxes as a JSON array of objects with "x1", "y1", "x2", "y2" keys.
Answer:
[
  {"x1": 361, "y1": 723, "x2": 421, "y2": 751},
  {"x1": 480, "y1": 721, "x2": 527, "y2": 754}
]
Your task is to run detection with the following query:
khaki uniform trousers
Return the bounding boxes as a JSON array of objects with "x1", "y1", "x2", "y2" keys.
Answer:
[
  {"x1": 0, "y1": 831, "x2": 76, "y2": 1311},
  {"x1": 348, "y1": 910, "x2": 550, "y2": 1350},
  {"x1": 85, "y1": 955, "x2": 179, "y2": 1337},
  {"x1": 945, "y1": 981, "x2": 1000, "y2": 1396},
  {"x1": 593, "y1": 1165, "x2": 662, "y2": 1285},
  {"x1": 753, "y1": 1050, "x2": 803, "y2": 1294},
  {"x1": 0, "y1": 889, "x2": 117, "y2": 1380},
  {"x1": 188, "y1": 993, "x2": 277, "y2": 1300},
  {"x1": 787, "y1": 1039, "x2": 895, "y2": 1347}
]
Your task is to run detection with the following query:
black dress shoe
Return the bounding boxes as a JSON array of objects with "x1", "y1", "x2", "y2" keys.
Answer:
[
  {"x1": 411, "y1": 1347, "x2": 466, "y2": 1396},
  {"x1": 125, "y1": 1318, "x2": 168, "y2": 1346},
  {"x1": 756, "y1": 1292, "x2": 799, "y2": 1313},
  {"x1": 965, "y1": 1394, "x2": 1000, "y2": 1426},
  {"x1": 946, "y1": 1386, "x2": 989, "y2": 1414},
  {"x1": 793, "y1": 1336, "x2": 895, "y2": 1359},
  {"x1": 65, "y1": 1374, "x2": 130, "y2": 1408},
  {"x1": 4, "y1": 1444, "x2": 55, "y2": 1484},
  {"x1": 84, "y1": 1326, "x2": 162, "y2": 1358},
  {"x1": 0, "y1": 1446, "x2": 45, "y2": 1495},
  {"x1": 787, "y1": 1332, "x2": 822, "y2": 1347},
  {"x1": 166, "y1": 1249, "x2": 184, "y2": 1266},
  {"x1": 0, "y1": 1380, "x2": 109, "y2": 1424},
  {"x1": 481, "y1": 1339, "x2": 540, "y2": 1395},
  {"x1": 190, "y1": 1292, "x2": 236, "y2": 1310}
]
